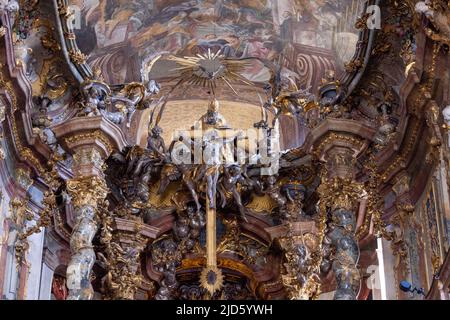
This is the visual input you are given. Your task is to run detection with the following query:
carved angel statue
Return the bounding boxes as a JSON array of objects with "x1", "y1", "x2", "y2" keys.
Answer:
[
  {"x1": 218, "y1": 164, "x2": 249, "y2": 222},
  {"x1": 31, "y1": 96, "x2": 58, "y2": 150},
  {"x1": 415, "y1": 1, "x2": 450, "y2": 44},
  {"x1": 0, "y1": 0, "x2": 19, "y2": 13},
  {"x1": 110, "y1": 79, "x2": 161, "y2": 127},
  {"x1": 279, "y1": 181, "x2": 307, "y2": 222},
  {"x1": 159, "y1": 136, "x2": 202, "y2": 213},
  {"x1": 78, "y1": 81, "x2": 110, "y2": 117},
  {"x1": 263, "y1": 175, "x2": 287, "y2": 208},
  {"x1": 264, "y1": 62, "x2": 315, "y2": 125},
  {"x1": 121, "y1": 108, "x2": 168, "y2": 202}
]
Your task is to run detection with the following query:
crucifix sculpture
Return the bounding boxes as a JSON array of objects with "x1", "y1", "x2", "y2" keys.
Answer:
[{"x1": 188, "y1": 98, "x2": 244, "y2": 296}]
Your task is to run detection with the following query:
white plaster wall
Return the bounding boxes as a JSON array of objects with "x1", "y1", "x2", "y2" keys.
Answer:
[
  {"x1": 38, "y1": 263, "x2": 54, "y2": 300},
  {"x1": 24, "y1": 228, "x2": 45, "y2": 299},
  {"x1": 0, "y1": 188, "x2": 18, "y2": 300}
]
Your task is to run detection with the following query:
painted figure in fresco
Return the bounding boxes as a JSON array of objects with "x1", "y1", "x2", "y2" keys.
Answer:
[
  {"x1": 76, "y1": 0, "x2": 359, "y2": 86},
  {"x1": 193, "y1": 35, "x2": 243, "y2": 58}
]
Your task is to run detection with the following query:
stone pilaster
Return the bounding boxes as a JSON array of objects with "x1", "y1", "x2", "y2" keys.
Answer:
[{"x1": 390, "y1": 172, "x2": 414, "y2": 300}]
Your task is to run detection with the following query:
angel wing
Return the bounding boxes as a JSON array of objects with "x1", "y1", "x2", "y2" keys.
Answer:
[{"x1": 287, "y1": 86, "x2": 313, "y2": 99}]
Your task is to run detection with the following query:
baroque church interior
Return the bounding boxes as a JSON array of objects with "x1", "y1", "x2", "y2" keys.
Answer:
[{"x1": 0, "y1": 0, "x2": 449, "y2": 301}]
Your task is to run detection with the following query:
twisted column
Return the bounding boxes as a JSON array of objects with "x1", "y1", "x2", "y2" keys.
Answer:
[
  {"x1": 319, "y1": 146, "x2": 365, "y2": 300},
  {"x1": 65, "y1": 151, "x2": 108, "y2": 300},
  {"x1": 328, "y1": 202, "x2": 361, "y2": 300},
  {"x1": 52, "y1": 116, "x2": 127, "y2": 300}
]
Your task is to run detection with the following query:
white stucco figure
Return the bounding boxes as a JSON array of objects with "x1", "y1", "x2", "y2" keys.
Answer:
[{"x1": 443, "y1": 105, "x2": 450, "y2": 147}]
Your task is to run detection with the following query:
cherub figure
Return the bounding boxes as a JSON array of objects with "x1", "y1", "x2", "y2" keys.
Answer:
[{"x1": 79, "y1": 81, "x2": 110, "y2": 117}]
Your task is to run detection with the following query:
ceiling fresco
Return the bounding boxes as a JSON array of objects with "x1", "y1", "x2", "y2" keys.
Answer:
[{"x1": 71, "y1": 0, "x2": 363, "y2": 86}]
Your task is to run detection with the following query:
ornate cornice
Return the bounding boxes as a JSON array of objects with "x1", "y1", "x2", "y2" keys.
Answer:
[{"x1": 52, "y1": 116, "x2": 127, "y2": 158}]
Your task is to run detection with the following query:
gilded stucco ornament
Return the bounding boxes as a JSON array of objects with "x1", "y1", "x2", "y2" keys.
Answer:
[
  {"x1": 10, "y1": 156, "x2": 63, "y2": 268},
  {"x1": 318, "y1": 176, "x2": 365, "y2": 212},
  {"x1": 425, "y1": 101, "x2": 443, "y2": 163},
  {"x1": 68, "y1": 49, "x2": 87, "y2": 65},
  {"x1": 344, "y1": 58, "x2": 364, "y2": 73},
  {"x1": 10, "y1": 197, "x2": 33, "y2": 267},
  {"x1": 97, "y1": 206, "x2": 149, "y2": 300},
  {"x1": 199, "y1": 266, "x2": 224, "y2": 296},
  {"x1": 279, "y1": 224, "x2": 323, "y2": 300},
  {"x1": 66, "y1": 176, "x2": 108, "y2": 208},
  {"x1": 358, "y1": 151, "x2": 393, "y2": 239}
]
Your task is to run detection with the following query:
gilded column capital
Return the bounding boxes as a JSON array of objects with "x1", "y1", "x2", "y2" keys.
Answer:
[
  {"x1": 313, "y1": 133, "x2": 366, "y2": 180},
  {"x1": 71, "y1": 148, "x2": 105, "y2": 177},
  {"x1": 317, "y1": 176, "x2": 365, "y2": 212},
  {"x1": 66, "y1": 175, "x2": 108, "y2": 208}
]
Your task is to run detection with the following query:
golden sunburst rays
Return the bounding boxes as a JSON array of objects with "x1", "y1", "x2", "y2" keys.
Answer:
[
  {"x1": 167, "y1": 49, "x2": 253, "y2": 96},
  {"x1": 199, "y1": 265, "x2": 224, "y2": 296}
]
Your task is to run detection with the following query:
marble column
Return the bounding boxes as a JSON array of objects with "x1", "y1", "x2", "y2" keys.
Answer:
[
  {"x1": 52, "y1": 116, "x2": 127, "y2": 300},
  {"x1": 65, "y1": 149, "x2": 108, "y2": 300}
]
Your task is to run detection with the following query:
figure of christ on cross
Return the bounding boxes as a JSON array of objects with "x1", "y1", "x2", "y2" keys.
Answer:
[{"x1": 183, "y1": 98, "x2": 245, "y2": 288}]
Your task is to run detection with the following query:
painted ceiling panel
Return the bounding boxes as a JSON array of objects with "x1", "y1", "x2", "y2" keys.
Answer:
[{"x1": 70, "y1": 0, "x2": 362, "y2": 85}]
